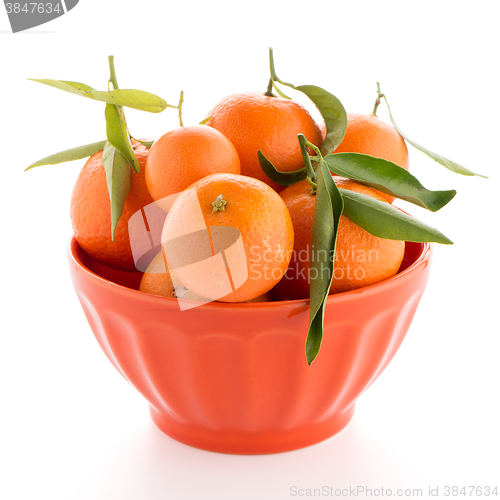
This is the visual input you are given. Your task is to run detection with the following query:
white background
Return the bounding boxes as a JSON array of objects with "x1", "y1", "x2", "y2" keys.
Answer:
[{"x1": 1, "y1": 1, "x2": 499, "y2": 499}]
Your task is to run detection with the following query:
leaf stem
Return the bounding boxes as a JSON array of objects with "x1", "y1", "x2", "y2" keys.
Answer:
[
  {"x1": 272, "y1": 81, "x2": 291, "y2": 99},
  {"x1": 372, "y1": 82, "x2": 384, "y2": 116}
]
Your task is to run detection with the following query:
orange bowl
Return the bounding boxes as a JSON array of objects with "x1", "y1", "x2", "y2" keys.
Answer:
[{"x1": 68, "y1": 238, "x2": 432, "y2": 454}]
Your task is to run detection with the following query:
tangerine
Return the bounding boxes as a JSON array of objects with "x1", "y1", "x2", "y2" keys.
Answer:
[
  {"x1": 139, "y1": 252, "x2": 272, "y2": 302},
  {"x1": 206, "y1": 92, "x2": 322, "y2": 191},
  {"x1": 272, "y1": 177, "x2": 405, "y2": 300},
  {"x1": 333, "y1": 113, "x2": 409, "y2": 170},
  {"x1": 145, "y1": 125, "x2": 240, "y2": 209},
  {"x1": 70, "y1": 143, "x2": 153, "y2": 272},
  {"x1": 139, "y1": 251, "x2": 204, "y2": 300},
  {"x1": 322, "y1": 113, "x2": 409, "y2": 203},
  {"x1": 161, "y1": 173, "x2": 294, "y2": 302}
]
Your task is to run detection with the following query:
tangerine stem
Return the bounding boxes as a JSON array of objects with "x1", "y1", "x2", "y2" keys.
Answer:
[
  {"x1": 268, "y1": 47, "x2": 279, "y2": 85},
  {"x1": 268, "y1": 47, "x2": 295, "y2": 89},
  {"x1": 304, "y1": 138, "x2": 324, "y2": 182},
  {"x1": 307, "y1": 176, "x2": 318, "y2": 193},
  {"x1": 372, "y1": 82, "x2": 384, "y2": 116},
  {"x1": 305, "y1": 140, "x2": 322, "y2": 158},
  {"x1": 108, "y1": 55, "x2": 126, "y2": 122},
  {"x1": 108, "y1": 55, "x2": 119, "y2": 90},
  {"x1": 177, "y1": 90, "x2": 184, "y2": 127},
  {"x1": 265, "y1": 77, "x2": 275, "y2": 97},
  {"x1": 212, "y1": 194, "x2": 228, "y2": 213},
  {"x1": 298, "y1": 134, "x2": 317, "y2": 183}
]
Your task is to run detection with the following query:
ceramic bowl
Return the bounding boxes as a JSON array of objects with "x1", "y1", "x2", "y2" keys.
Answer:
[{"x1": 68, "y1": 238, "x2": 432, "y2": 454}]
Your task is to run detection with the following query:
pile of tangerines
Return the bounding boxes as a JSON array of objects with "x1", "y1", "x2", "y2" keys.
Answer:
[
  {"x1": 72, "y1": 92, "x2": 405, "y2": 298},
  {"x1": 29, "y1": 53, "x2": 481, "y2": 363}
]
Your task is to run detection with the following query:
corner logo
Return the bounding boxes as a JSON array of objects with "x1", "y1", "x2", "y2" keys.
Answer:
[
  {"x1": 3, "y1": 0, "x2": 79, "y2": 33},
  {"x1": 128, "y1": 191, "x2": 248, "y2": 311}
]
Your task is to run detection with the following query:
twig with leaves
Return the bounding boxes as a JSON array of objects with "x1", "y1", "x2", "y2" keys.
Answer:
[
  {"x1": 26, "y1": 55, "x2": 181, "y2": 240},
  {"x1": 259, "y1": 48, "x2": 485, "y2": 364}
]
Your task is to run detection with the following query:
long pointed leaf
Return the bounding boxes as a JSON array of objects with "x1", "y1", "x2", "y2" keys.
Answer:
[
  {"x1": 102, "y1": 142, "x2": 132, "y2": 240},
  {"x1": 325, "y1": 152, "x2": 456, "y2": 211},
  {"x1": 306, "y1": 160, "x2": 344, "y2": 364},
  {"x1": 295, "y1": 85, "x2": 348, "y2": 156},
  {"x1": 28, "y1": 79, "x2": 102, "y2": 101},
  {"x1": 105, "y1": 103, "x2": 139, "y2": 173},
  {"x1": 340, "y1": 189, "x2": 453, "y2": 244},
  {"x1": 258, "y1": 150, "x2": 307, "y2": 186},
  {"x1": 29, "y1": 79, "x2": 169, "y2": 113},
  {"x1": 26, "y1": 140, "x2": 106, "y2": 170},
  {"x1": 383, "y1": 96, "x2": 486, "y2": 178},
  {"x1": 92, "y1": 89, "x2": 169, "y2": 113},
  {"x1": 133, "y1": 138, "x2": 155, "y2": 149}
]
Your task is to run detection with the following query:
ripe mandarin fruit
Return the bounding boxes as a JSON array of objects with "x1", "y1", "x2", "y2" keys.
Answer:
[
  {"x1": 71, "y1": 143, "x2": 154, "y2": 272},
  {"x1": 139, "y1": 251, "x2": 272, "y2": 302},
  {"x1": 206, "y1": 92, "x2": 323, "y2": 191},
  {"x1": 333, "y1": 113, "x2": 409, "y2": 170},
  {"x1": 139, "y1": 251, "x2": 204, "y2": 300},
  {"x1": 272, "y1": 177, "x2": 405, "y2": 300},
  {"x1": 139, "y1": 251, "x2": 176, "y2": 297},
  {"x1": 161, "y1": 173, "x2": 294, "y2": 302},
  {"x1": 322, "y1": 113, "x2": 409, "y2": 203},
  {"x1": 145, "y1": 125, "x2": 240, "y2": 209}
]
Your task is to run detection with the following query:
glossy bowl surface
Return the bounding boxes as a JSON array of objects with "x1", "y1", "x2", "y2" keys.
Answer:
[{"x1": 68, "y1": 238, "x2": 432, "y2": 454}]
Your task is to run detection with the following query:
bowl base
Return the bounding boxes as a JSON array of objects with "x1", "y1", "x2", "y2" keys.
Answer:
[{"x1": 149, "y1": 405, "x2": 355, "y2": 455}]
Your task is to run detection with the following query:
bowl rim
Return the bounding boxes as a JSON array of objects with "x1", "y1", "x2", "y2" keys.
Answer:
[{"x1": 69, "y1": 237, "x2": 432, "y2": 311}]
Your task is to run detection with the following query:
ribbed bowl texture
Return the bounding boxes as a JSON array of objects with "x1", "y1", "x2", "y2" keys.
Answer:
[{"x1": 68, "y1": 238, "x2": 432, "y2": 454}]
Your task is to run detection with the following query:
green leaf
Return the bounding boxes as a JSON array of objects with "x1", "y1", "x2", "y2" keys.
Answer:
[
  {"x1": 133, "y1": 138, "x2": 155, "y2": 149},
  {"x1": 29, "y1": 79, "x2": 169, "y2": 113},
  {"x1": 339, "y1": 188, "x2": 453, "y2": 244},
  {"x1": 383, "y1": 96, "x2": 486, "y2": 178},
  {"x1": 26, "y1": 140, "x2": 106, "y2": 170},
  {"x1": 91, "y1": 89, "x2": 168, "y2": 113},
  {"x1": 28, "y1": 79, "x2": 101, "y2": 101},
  {"x1": 105, "y1": 103, "x2": 140, "y2": 173},
  {"x1": 102, "y1": 142, "x2": 132, "y2": 241},
  {"x1": 306, "y1": 160, "x2": 344, "y2": 365},
  {"x1": 295, "y1": 85, "x2": 348, "y2": 156},
  {"x1": 324, "y1": 152, "x2": 456, "y2": 212},
  {"x1": 258, "y1": 150, "x2": 307, "y2": 186}
]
